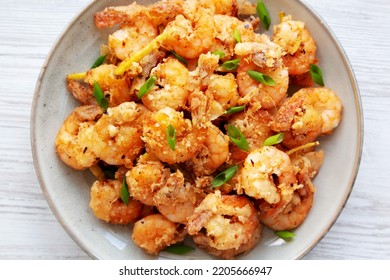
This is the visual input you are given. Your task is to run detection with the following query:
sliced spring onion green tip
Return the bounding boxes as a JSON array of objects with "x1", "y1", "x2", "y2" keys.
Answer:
[
  {"x1": 121, "y1": 177, "x2": 130, "y2": 206},
  {"x1": 310, "y1": 64, "x2": 325, "y2": 86},
  {"x1": 90, "y1": 54, "x2": 107, "y2": 69},
  {"x1": 247, "y1": 70, "x2": 276, "y2": 86},
  {"x1": 163, "y1": 243, "x2": 195, "y2": 255},
  {"x1": 212, "y1": 164, "x2": 239, "y2": 188},
  {"x1": 263, "y1": 133, "x2": 284, "y2": 146},
  {"x1": 171, "y1": 50, "x2": 188, "y2": 66},
  {"x1": 166, "y1": 124, "x2": 176, "y2": 151},
  {"x1": 227, "y1": 124, "x2": 250, "y2": 151},
  {"x1": 138, "y1": 75, "x2": 157, "y2": 99},
  {"x1": 226, "y1": 105, "x2": 246, "y2": 115},
  {"x1": 221, "y1": 59, "x2": 240, "y2": 71},
  {"x1": 93, "y1": 81, "x2": 109, "y2": 111},
  {"x1": 233, "y1": 28, "x2": 241, "y2": 43},
  {"x1": 212, "y1": 50, "x2": 226, "y2": 59},
  {"x1": 275, "y1": 230, "x2": 296, "y2": 241},
  {"x1": 256, "y1": 0, "x2": 271, "y2": 30}
]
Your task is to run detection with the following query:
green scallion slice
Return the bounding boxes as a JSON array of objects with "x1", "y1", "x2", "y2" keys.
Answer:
[
  {"x1": 212, "y1": 164, "x2": 239, "y2": 188},
  {"x1": 275, "y1": 230, "x2": 296, "y2": 241},
  {"x1": 247, "y1": 70, "x2": 276, "y2": 86},
  {"x1": 233, "y1": 28, "x2": 241, "y2": 43},
  {"x1": 137, "y1": 75, "x2": 157, "y2": 99},
  {"x1": 227, "y1": 124, "x2": 250, "y2": 151},
  {"x1": 163, "y1": 243, "x2": 195, "y2": 255},
  {"x1": 90, "y1": 54, "x2": 107, "y2": 69},
  {"x1": 226, "y1": 105, "x2": 246, "y2": 115},
  {"x1": 171, "y1": 50, "x2": 188, "y2": 66},
  {"x1": 93, "y1": 81, "x2": 109, "y2": 111},
  {"x1": 212, "y1": 50, "x2": 226, "y2": 59},
  {"x1": 121, "y1": 177, "x2": 130, "y2": 206},
  {"x1": 257, "y1": 0, "x2": 271, "y2": 30},
  {"x1": 221, "y1": 59, "x2": 240, "y2": 71},
  {"x1": 310, "y1": 64, "x2": 325, "y2": 86},
  {"x1": 263, "y1": 133, "x2": 284, "y2": 146},
  {"x1": 166, "y1": 124, "x2": 176, "y2": 151}
]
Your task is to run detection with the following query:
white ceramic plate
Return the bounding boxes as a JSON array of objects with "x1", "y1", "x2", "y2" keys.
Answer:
[{"x1": 31, "y1": 0, "x2": 363, "y2": 259}]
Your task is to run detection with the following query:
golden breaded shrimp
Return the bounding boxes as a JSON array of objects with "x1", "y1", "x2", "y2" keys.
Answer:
[
  {"x1": 187, "y1": 191, "x2": 261, "y2": 259},
  {"x1": 259, "y1": 180, "x2": 314, "y2": 231},
  {"x1": 186, "y1": 124, "x2": 230, "y2": 176},
  {"x1": 89, "y1": 179, "x2": 143, "y2": 224},
  {"x1": 108, "y1": 14, "x2": 158, "y2": 61},
  {"x1": 154, "y1": 170, "x2": 206, "y2": 224},
  {"x1": 211, "y1": 14, "x2": 258, "y2": 60},
  {"x1": 228, "y1": 108, "x2": 273, "y2": 163},
  {"x1": 132, "y1": 213, "x2": 187, "y2": 255},
  {"x1": 141, "y1": 57, "x2": 190, "y2": 111},
  {"x1": 84, "y1": 64, "x2": 132, "y2": 107},
  {"x1": 163, "y1": 8, "x2": 215, "y2": 59},
  {"x1": 142, "y1": 107, "x2": 206, "y2": 164},
  {"x1": 55, "y1": 105, "x2": 103, "y2": 170},
  {"x1": 290, "y1": 150, "x2": 324, "y2": 183},
  {"x1": 236, "y1": 60, "x2": 289, "y2": 109},
  {"x1": 273, "y1": 15, "x2": 317, "y2": 75},
  {"x1": 92, "y1": 102, "x2": 148, "y2": 168},
  {"x1": 271, "y1": 87, "x2": 342, "y2": 148},
  {"x1": 205, "y1": 73, "x2": 240, "y2": 118},
  {"x1": 237, "y1": 146, "x2": 298, "y2": 204}
]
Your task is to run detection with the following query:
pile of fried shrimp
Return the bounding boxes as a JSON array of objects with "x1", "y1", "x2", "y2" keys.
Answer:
[{"x1": 55, "y1": 0, "x2": 343, "y2": 259}]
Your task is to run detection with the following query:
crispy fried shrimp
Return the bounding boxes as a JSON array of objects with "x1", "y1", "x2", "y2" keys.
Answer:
[
  {"x1": 132, "y1": 214, "x2": 187, "y2": 255},
  {"x1": 92, "y1": 102, "x2": 148, "y2": 168},
  {"x1": 259, "y1": 180, "x2": 314, "y2": 231},
  {"x1": 55, "y1": 105, "x2": 103, "y2": 170},
  {"x1": 108, "y1": 14, "x2": 158, "y2": 61},
  {"x1": 84, "y1": 64, "x2": 132, "y2": 107},
  {"x1": 186, "y1": 124, "x2": 230, "y2": 176},
  {"x1": 237, "y1": 146, "x2": 299, "y2": 205},
  {"x1": 89, "y1": 179, "x2": 143, "y2": 224},
  {"x1": 228, "y1": 109, "x2": 273, "y2": 163},
  {"x1": 66, "y1": 79, "x2": 97, "y2": 105},
  {"x1": 205, "y1": 73, "x2": 240, "y2": 118},
  {"x1": 141, "y1": 57, "x2": 190, "y2": 111},
  {"x1": 154, "y1": 170, "x2": 206, "y2": 224},
  {"x1": 163, "y1": 8, "x2": 215, "y2": 59},
  {"x1": 236, "y1": 60, "x2": 289, "y2": 109},
  {"x1": 290, "y1": 150, "x2": 324, "y2": 184},
  {"x1": 271, "y1": 87, "x2": 342, "y2": 148},
  {"x1": 187, "y1": 191, "x2": 261, "y2": 259},
  {"x1": 188, "y1": 53, "x2": 220, "y2": 92},
  {"x1": 211, "y1": 14, "x2": 258, "y2": 59},
  {"x1": 142, "y1": 107, "x2": 206, "y2": 164},
  {"x1": 273, "y1": 15, "x2": 317, "y2": 75}
]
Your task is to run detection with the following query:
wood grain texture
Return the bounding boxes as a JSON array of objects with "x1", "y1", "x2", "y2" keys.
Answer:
[{"x1": 0, "y1": 0, "x2": 389, "y2": 260}]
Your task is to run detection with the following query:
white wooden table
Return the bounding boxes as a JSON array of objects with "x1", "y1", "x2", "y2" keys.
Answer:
[{"x1": 1, "y1": 0, "x2": 389, "y2": 259}]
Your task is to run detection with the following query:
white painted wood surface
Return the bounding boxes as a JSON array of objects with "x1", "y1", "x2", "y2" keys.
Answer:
[{"x1": 0, "y1": 0, "x2": 389, "y2": 259}]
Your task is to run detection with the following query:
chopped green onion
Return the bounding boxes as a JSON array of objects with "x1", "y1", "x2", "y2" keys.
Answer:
[
  {"x1": 310, "y1": 64, "x2": 325, "y2": 86},
  {"x1": 226, "y1": 105, "x2": 246, "y2": 115},
  {"x1": 212, "y1": 50, "x2": 226, "y2": 59},
  {"x1": 121, "y1": 177, "x2": 130, "y2": 206},
  {"x1": 166, "y1": 124, "x2": 176, "y2": 151},
  {"x1": 221, "y1": 59, "x2": 240, "y2": 71},
  {"x1": 227, "y1": 124, "x2": 250, "y2": 151},
  {"x1": 247, "y1": 70, "x2": 276, "y2": 86},
  {"x1": 256, "y1": 0, "x2": 271, "y2": 30},
  {"x1": 163, "y1": 243, "x2": 195, "y2": 255},
  {"x1": 93, "y1": 81, "x2": 109, "y2": 111},
  {"x1": 233, "y1": 28, "x2": 241, "y2": 43},
  {"x1": 171, "y1": 50, "x2": 188, "y2": 66},
  {"x1": 90, "y1": 54, "x2": 107, "y2": 69},
  {"x1": 137, "y1": 75, "x2": 157, "y2": 99},
  {"x1": 263, "y1": 133, "x2": 284, "y2": 146},
  {"x1": 212, "y1": 164, "x2": 239, "y2": 188},
  {"x1": 275, "y1": 230, "x2": 296, "y2": 241}
]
